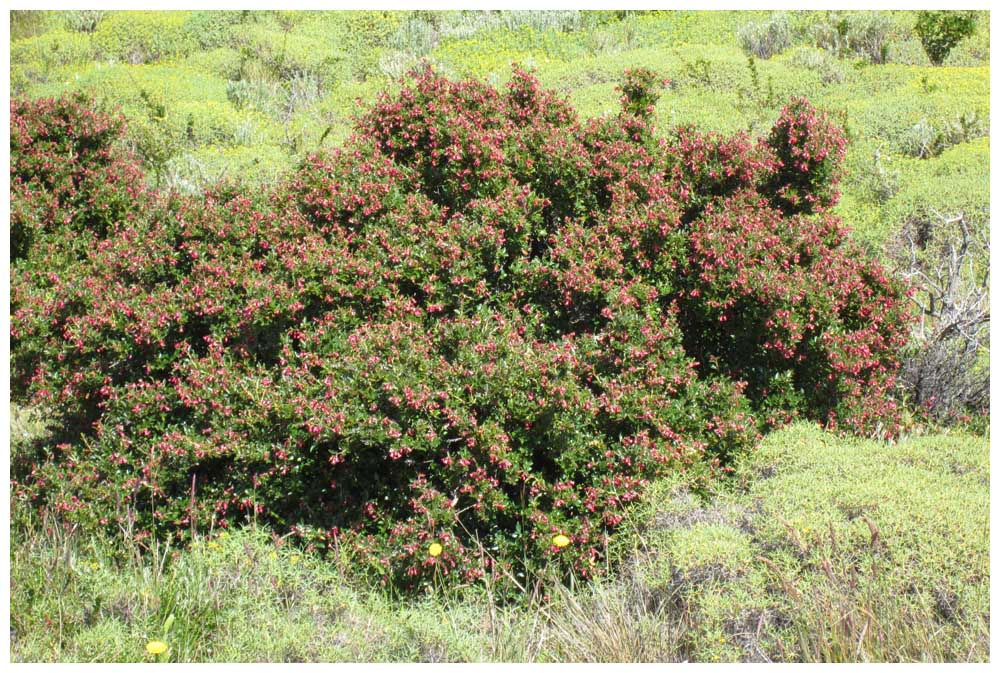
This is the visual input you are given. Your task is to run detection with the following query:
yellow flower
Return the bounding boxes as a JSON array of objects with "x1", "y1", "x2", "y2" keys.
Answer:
[
  {"x1": 552, "y1": 534, "x2": 571, "y2": 548},
  {"x1": 428, "y1": 542, "x2": 443, "y2": 557},
  {"x1": 145, "y1": 640, "x2": 169, "y2": 656},
  {"x1": 290, "y1": 554, "x2": 301, "y2": 565}
]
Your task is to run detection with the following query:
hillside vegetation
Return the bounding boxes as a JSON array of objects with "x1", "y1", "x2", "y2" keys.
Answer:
[
  {"x1": 10, "y1": 10, "x2": 989, "y2": 252},
  {"x1": 11, "y1": 422, "x2": 989, "y2": 662},
  {"x1": 8, "y1": 10, "x2": 990, "y2": 663}
]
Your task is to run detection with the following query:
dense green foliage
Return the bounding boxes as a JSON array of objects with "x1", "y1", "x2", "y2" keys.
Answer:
[
  {"x1": 915, "y1": 11, "x2": 978, "y2": 65},
  {"x1": 633, "y1": 422, "x2": 989, "y2": 662},
  {"x1": 737, "y1": 12, "x2": 792, "y2": 60}
]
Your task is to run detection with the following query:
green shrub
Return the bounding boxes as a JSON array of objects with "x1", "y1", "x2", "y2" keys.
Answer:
[
  {"x1": 805, "y1": 11, "x2": 897, "y2": 64},
  {"x1": 737, "y1": 13, "x2": 792, "y2": 60},
  {"x1": 942, "y1": 27, "x2": 990, "y2": 66},
  {"x1": 634, "y1": 422, "x2": 990, "y2": 662},
  {"x1": 808, "y1": 11, "x2": 850, "y2": 58},
  {"x1": 226, "y1": 78, "x2": 282, "y2": 114},
  {"x1": 888, "y1": 37, "x2": 932, "y2": 66},
  {"x1": 784, "y1": 46, "x2": 845, "y2": 85},
  {"x1": 437, "y1": 10, "x2": 585, "y2": 40},
  {"x1": 337, "y1": 10, "x2": 408, "y2": 81},
  {"x1": 583, "y1": 21, "x2": 638, "y2": 57},
  {"x1": 914, "y1": 11, "x2": 977, "y2": 65},
  {"x1": 875, "y1": 137, "x2": 989, "y2": 254},
  {"x1": 378, "y1": 51, "x2": 432, "y2": 81},
  {"x1": 183, "y1": 47, "x2": 244, "y2": 80},
  {"x1": 10, "y1": 10, "x2": 55, "y2": 40},
  {"x1": 234, "y1": 24, "x2": 347, "y2": 85},
  {"x1": 92, "y1": 11, "x2": 196, "y2": 64},
  {"x1": 844, "y1": 11, "x2": 894, "y2": 64},
  {"x1": 11, "y1": 29, "x2": 95, "y2": 69},
  {"x1": 856, "y1": 147, "x2": 900, "y2": 204},
  {"x1": 899, "y1": 119, "x2": 939, "y2": 159},
  {"x1": 898, "y1": 112, "x2": 987, "y2": 159},
  {"x1": 171, "y1": 100, "x2": 268, "y2": 147},
  {"x1": 391, "y1": 16, "x2": 441, "y2": 57},
  {"x1": 64, "y1": 10, "x2": 107, "y2": 33},
  {"x1": 181, "y1": 10, "x2": 248, "y2": 50}
]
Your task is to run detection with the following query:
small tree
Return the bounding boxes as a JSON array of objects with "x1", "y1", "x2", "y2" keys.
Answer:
[{"x1": 915, "y1": 11, "x2": 978, "y2": 65}]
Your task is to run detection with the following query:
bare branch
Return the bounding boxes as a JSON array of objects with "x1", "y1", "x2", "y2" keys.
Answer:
[{"x1": 894, "y1": 210, "x2": 989, "y2": 420}]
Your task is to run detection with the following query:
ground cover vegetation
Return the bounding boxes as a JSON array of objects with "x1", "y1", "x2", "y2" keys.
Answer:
[
  {"x1": 10, "y1": 420, "x2": 988, "y2": 662},
  {"x1": 9, "y1": 9, "x2": 990, "y2": 662}
]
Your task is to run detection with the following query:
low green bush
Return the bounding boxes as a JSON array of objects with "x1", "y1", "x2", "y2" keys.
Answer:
[
  {"x1": 64, "y1": 9, "x2": 107, "y2": 33},
  {"x1": 183, "y1": 47, "x2": 244, "y2": 80},
  {"x1": 10, "y1": 29, "x2": 95, "y2": 70},
  {"x1": 843, "y1": 11, "x2": 894, "y2": 64},
  {"x1": 233, "y1": 23, "x2": 348, "y2": 86},
  {"x1": 390, "y1": 16, "x2": 441, "y2": 57},
  {"x1": 632, "y1": 422, "x2": 989, "y2": 662},
  {"x1": 92, "y1": 11, "x2": 196, "y2": 64},
  {"x1": 898, "y1": 111, "x2": 987, "y2": 159},
  {"x1": 181, "y1": 10, "x2": 248, "y2": 50},
  {"x1": 783, "y1": 47, "x2": 845, "y2": 85},
  {"x1": 11, "y1": 10, "x2": 58, "y2": 40},
  {"x1": 888, "y1": 38, "x2": 933, "y2": 66},
  {"x1": 941, "y1": 24, "x2": 990, "y2": 66},
  {"x1": 737, "y1": 13, "x2": 792, "y2": 60}
]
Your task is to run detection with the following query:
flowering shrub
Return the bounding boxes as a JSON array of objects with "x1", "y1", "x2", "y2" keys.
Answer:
[
  {"x1": 763, "y1": 97, "x2": 847, "y2": 215},
  {"x1": 10, "y1": 94, "x2": 147, "y2": 263},
  {"x1": 617, "y1": 67, "x2": 665, "y2": 119},
  {"x1": 10, "y1": 68, "x2": 910, "y2": 593}
]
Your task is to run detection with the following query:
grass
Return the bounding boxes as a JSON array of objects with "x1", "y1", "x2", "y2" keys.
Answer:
[{"x1": 10, "y1": 422, "x2": 989, "y2": 662}]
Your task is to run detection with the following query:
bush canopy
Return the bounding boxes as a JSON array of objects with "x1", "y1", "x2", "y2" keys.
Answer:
[{"x1": 10, "y1": 67, "x2": 910, "y2": 592}]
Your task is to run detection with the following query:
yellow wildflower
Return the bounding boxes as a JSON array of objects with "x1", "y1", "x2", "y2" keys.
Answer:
[
  {"x1": 145, "y1": 640, "x2": 169, "y2": 656},
  {"x1": 428, "y1": 542, "x2": 443, "y2": 557},
  {"x1": 552, "y1": 534, "x2": 571, "y2": 548}
]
